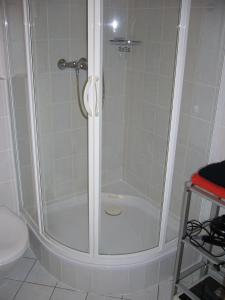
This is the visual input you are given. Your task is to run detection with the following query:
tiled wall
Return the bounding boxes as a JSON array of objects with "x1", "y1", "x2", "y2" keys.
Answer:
[
  {"x1": 1, "y1": 0, "x2": 225, "y2": 229},
  {"x1": 30, "y1": 0, "x2": 88, "y2": 204},
  {"x1": 0, "y1": 5, "x2": 17, "y2": 215},
  {"x1": 32, "y1": 0, "x2": 129, "y2": 200},
  {"x1": 168, "y1": 0, "x2": 225, "y2": 231},
  {"x1": 210, "y1": 58, "x2": 225, "y2": 164},
  {"x1": 123, "y1": 0, "x2": 179, "y2": 206},
  {"x1": 0, "y1": 78, "x2": 18, "y2": 213},
  {"x1": 4, "y1": 0, "x2": 38, "y2": 220},
  {"x1": 0, "y1": 3, "x2": 18, "y2": 214},
  {"x1": 102, "y1": 0, "x2": 128, "y2": 186},
  {"x1": 0, "y1": 0, "x2": 36, "y2": 215}
]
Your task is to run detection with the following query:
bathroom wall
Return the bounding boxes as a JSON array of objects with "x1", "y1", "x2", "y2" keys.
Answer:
[
  {"x1": 210, "y1": 57, "x2": 225, "y2": 164},
  {"x1": 123, "y1": 0, "x2": 179, "y2": 206},
  {"x1": 0, "y1": 0, "x2": 37, "y2": 216},
  {"x1": 29, "y1": 0, "x2": 129, "y2": 247},
  {"x1": 2, "y1": 0, "x2": 225, "y2": 224},
  {"x1": 31, "y1": 0, "x2": 129, "y2": 200},
  {"x1": 101, "y1": 0, "x2": 128, "y2": 186},
  {"x1": 168, "y1": 0, "x2": 225, "y2": 225},
  {"x1": 0, "y1": 79, "x2": 18, "y2": 213},
  {"x1": 30, "y1": 0, "x2": 88, "y2": 204},
  {"x1": 0, "y1": 4, "x2": 17, "y2": 213},
  {"x1": 4, "y1": 0, "x2": 38, "y2": 221}
]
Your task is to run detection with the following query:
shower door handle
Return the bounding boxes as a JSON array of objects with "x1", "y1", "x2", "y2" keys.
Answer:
[
  {"x1": 83, "y1": 76, "x2": 93, "y2": 116},
  {"x1": 94, "y1": 77, "x2": 100, "y2": 116}
]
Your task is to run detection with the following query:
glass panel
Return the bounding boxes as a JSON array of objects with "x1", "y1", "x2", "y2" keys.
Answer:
[
  {"x1": 100, "y1": 1, "x2": 179, "y2": 254},
  {"x1": 29, "y1": 0, "x2": 89, "y2": 252},
  {"x1": 166, "y1": 1, "x2": 225, "y2": 242},
  {"x1": 3, "y1": 0, "x2": 38, "y2": 222}
]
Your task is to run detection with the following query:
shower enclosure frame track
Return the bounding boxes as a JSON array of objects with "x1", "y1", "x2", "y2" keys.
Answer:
[{"x1": 18, "y1": 0, "x2": 191, "y2": 267}]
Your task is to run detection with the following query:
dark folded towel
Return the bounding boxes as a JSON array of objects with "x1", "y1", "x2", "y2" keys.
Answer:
[{"x1": 199, "y1": 160, "x2": 225, "y2": 188}]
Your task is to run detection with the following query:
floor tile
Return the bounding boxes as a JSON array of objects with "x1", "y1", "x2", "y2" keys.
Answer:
[
  {"x1": 0, "y1": 279, "x2": 22, "y2": 300},
  {"x1": 26, "y1": 261, "x2": 58, "y2": 286},
  {"x1": 86, "y1": 293, "x2": 122, "y2": 300},
  {"x1": 7, "y1": 258, "x2": 35, "y2": 281},
  {"x1": 23, "y1": 248, "x2": 36, "y2": 259},
  {"x1": 14, "y1": 282, "x2": 54, "y2": 300},
  {"x1": 51, "y1": 288, "x2": 87, "y2": 300},
  {"x1": 56, "y1": 281, "x2": 76, "y2": 290}
]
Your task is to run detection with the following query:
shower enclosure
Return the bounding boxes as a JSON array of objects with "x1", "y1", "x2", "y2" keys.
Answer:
[{"x1": 2, "y1": 0, "x2": 225, "y2": 296}]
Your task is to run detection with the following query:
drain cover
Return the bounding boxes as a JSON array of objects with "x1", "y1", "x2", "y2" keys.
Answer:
[{"x1": 104, "y1": 206, "x2": 122, "y2": 216}]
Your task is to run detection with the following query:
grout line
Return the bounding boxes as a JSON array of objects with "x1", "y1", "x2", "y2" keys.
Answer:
[
  {"x1": 12, "y1": 280, "x2": 24, "y2": 300},
  {"x1": 23, "y1": 259, "x2": 37, "y2": 282},
  {"x1": 19, "y1": 281, "x2": 58, "y2": 289},
  {"x1": 55, "y1": 284, "x2": 79, "y2": 292},
  {"x1": 49, "y1": 286, "x2": 57, "y2": 300},
  {"x1": 11, "y1": 258, "x2": 36, "y2": 300},
  {"x1": 22, "y1": 256, "x2": 37, "y2": 261},
  {"x1": 6, "y1": 257, "x2": 36, "y2": 282},
  {"x1": 8, "y1": 278, "x2": 58, "y2": 289},
  {"x1": 24, "y1": 280, "x2": 58, "y2": 289},
  {"x1": 11, "y1": 258, "x2": 37, "y2": 299}
]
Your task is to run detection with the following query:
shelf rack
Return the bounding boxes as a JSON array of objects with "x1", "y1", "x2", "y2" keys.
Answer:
[{"x1": 171, "y1": 181, "x2": 225, "y2": 300}]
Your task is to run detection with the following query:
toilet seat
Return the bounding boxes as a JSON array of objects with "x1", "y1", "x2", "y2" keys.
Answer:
[{"x1": 0, "y1": 206, "x2": 28, "y2": 266}]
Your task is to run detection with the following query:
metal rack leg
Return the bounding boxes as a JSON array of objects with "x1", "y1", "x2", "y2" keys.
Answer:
[
  {"x1": 171, "y1": 183, "x2": 192, "y2": 299},
  {"x1": 200, "y1": 204, "x2": 220, "y2": 277}
]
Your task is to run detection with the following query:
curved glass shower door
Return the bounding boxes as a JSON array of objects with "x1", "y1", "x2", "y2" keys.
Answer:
[
  {"x1": 99, "y1": 0, "x2": 180, "y2": 254},
  {"x1": 29, "y1": 0, "x2": 89, "y2": 252}
]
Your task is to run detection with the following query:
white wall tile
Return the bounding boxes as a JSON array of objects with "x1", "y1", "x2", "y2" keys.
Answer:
[
  {"x1": 0, "y1": 150, "x2": 14, "y2": 182},
  {"x1": 30, "y1": 0, "x2": 48, "y2": 41},
  {"x1": 162, "y1": 7, "x2": 179, "y2": 43},
  {"x1": 0, "y1": 117, "x2": 11, "y2": 151},
  {"x1": 49, "y1": 39, "x2": 70, "y2": 73},
  {"x1": 48, "y1": 1, "x2": 70, "y2": 39},
  {"x1": 0, "y1": 180, "x2": 18, "y2": 212},
  {"x1": 33, "y1": 40, "x2": 49, "y2": 74}
]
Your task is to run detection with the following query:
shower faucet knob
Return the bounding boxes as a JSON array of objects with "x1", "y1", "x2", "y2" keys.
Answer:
[{"x1": 57, "y1": 59, "x2": 67, "y2": 70}]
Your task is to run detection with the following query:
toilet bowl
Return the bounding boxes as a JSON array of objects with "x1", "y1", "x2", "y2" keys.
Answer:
[{"x1": 0, "y1": 206, "x2": 28, "y2": 283}]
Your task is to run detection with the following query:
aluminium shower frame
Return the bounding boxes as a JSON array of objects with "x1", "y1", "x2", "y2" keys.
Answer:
[{"x1": 19, "y1": 0, "x2": 191, "y2": 266}]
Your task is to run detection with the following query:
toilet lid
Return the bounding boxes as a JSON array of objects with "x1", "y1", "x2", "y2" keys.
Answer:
[{"x1": 0, "y1": 206, "x2": 28, "y2": 265}]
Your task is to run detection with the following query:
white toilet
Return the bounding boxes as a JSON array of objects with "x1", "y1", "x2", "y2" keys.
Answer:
[{"x1": 0, "y1": 206, "x2": 28, "y2": 283}]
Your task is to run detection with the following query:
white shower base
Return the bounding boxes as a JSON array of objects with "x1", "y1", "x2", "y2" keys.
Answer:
[
  {"x1": 44, "y1": 180, "x2": 176, "y2": 255},
  {"x1": 45, "y1": 193, "x2": 164, "y2": 255},
  {"x1": 28, "y1": 181, "x2": 178, "y2": 295}
]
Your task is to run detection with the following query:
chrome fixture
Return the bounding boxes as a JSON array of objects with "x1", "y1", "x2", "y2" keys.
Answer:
[
  {"x1": 58, "y1": 57, "x2": 88, "y2": 118},
  {"x1": 109, "y1": 37, "x2": 141, "y2": 53},
  {"x1": 57, "y1": 57, "x2": 104, "y2": 119},
  {"x1": 57, "y1": 58, "x2": 88, "y2": 72}
]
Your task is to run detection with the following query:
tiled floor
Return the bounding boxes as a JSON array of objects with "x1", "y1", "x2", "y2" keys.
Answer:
[
  {"x1": 1, "y1": 249, "x2": 124, "y2": 300},
  {"x1": 2, "y1": 248, "x2": 175, "y2": 300}
]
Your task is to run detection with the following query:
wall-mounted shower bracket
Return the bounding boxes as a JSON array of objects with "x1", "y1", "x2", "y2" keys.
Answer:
[{"x1": 109, "y1": 38, "x2": 141, "y2": 53}]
